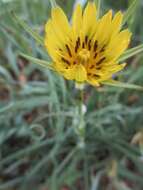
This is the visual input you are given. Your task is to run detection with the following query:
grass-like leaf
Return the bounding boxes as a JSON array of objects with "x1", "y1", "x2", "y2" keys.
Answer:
[
  {"x1": 102, "y1": 79, "x2": 143, "y2": 91},
  {"x1": 119, "y1": 44, "x2": 143, "y2": 62},
  {"x1": 12, "y1": 12, "x2": 44, "y2": 46},
  {"x1": 49, "y1": 0, "x2": 57, "y2": 8},
  {"x1": 122, "y1": 0, "x2": 139, "y2": 25},
  {"x1": 20, "y1": 53, "x2": 53, "y2": 70},
  {"x1": 94, "y1": 0, "x2": 101, "y2": 18}
]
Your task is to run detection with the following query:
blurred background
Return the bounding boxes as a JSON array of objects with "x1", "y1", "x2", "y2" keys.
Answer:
[{"x1": 0, "y1": 0, "x2": 143, "y2": 189}]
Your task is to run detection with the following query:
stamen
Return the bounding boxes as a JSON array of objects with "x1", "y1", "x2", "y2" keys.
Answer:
[
  {"x1": 75, "y1": 37, "x2": 81, "y2": 53},
  {"x1": 73, "y1": 61, "x2": 76, "y2": 65},
  {"x1": 96, "y1": 57, "x2": 106, "y2": 65},
  {"x1": 61, "y1": 57, "x2": 70, "y2": 65},
  {"x1": 94, "y1": 40, "x2": 98, "y2": 52},
  {"x1": 90, "y1": 65, "x2": 95, "y2": 69},
  {"x1": 88, "y1": 39, "x2": 91, "y2": 50},
  {"x1": 78, "y1": 37, "x2": 81, "y2": 46},
  {"x1": 65, "y1": 44, "x2": 72, "y2": 57},
  {"x1": 94, "y1": 52, "x2": 98, "y2": 59},
  {"x1": 93, "y1": 74, "x2": 100, "y2": 78},
  {"x1": 82, "y1": 42, "x2": 85, "y2": 48},
  {"x1": 96, "y1": 66, "x2": 101, "y2": 70},
  {"x1": 100, "y1": 45, "x2": 106, "y2": 52},
  {"x1": 85, "y1": 35, "x2": 88, "y2": 44},
  {"x1": 75, "y1": 43, "x2": 78, "y2": 53}
]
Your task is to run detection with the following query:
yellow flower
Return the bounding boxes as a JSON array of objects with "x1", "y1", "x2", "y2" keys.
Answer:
[{"x1": 44, "y1": 2, "x2": 131, "y2": 86}]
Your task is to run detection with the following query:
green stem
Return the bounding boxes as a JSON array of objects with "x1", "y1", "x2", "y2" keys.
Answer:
[{"x1": 77, "y1": 89, "x2": 85, "y2": 148}]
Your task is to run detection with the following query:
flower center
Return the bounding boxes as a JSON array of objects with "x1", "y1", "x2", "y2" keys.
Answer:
[{"x1": 77, "y1": 49, "x2": 90, "y2": 65}]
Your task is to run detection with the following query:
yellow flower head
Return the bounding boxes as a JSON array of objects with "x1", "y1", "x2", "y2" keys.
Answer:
[{"x1": 45, "y1": 2, "x2": 131, "y2": 86}]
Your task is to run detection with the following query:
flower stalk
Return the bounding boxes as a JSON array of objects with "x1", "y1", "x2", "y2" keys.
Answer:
[{"x1": 75, "y1": 89, "x2": 86, "y2": 148}]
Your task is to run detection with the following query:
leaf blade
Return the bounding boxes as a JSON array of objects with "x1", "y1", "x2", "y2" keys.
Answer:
[
  {"x1": 102, "y1": 79, "x2": 143, "y2": 91},
  {"x1": 122, "y1": 0, "x2": 139, "y2": 25},
  {"x1": 20, "y1": 53, "x2": 54, "y2": 71},
  {"x1": 12, "y1": 12, "x2": 44, "y2": 46},
  {"x1": 94, "y1": 0, "x2": 101, "y2": 18},
  {"x1": 119, "y1": 44, "x2": 143, "y2": 62}
]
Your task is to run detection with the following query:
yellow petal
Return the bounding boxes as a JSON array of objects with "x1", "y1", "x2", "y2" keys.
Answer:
[
  {"x1": 45, "y1": 20, "x2": 61, "y2": 61},
  {"x1": 72, "y1": 4, "x2": 82, "y2": 37},
  {"x1": 45, "y1": 16, "x2": 72, "y2": 62},
  {"x1": 51, "y1": 6, "x2": 71, "y2": 43},
  {"x1": 53, "y1": 62, "x2": 68, "y2": 73},
  {"x1": 94, "y1": 10, "x2": 112, "y2": 44},
  {"x1": 82, "y1": 2, "x2": 97, "y2": 38},
  {"x1": 101, "y1": 63, "x2": 126, "y2": 73},
  {"x1": 111, "y1": 11, "x2": 123, "y2": 37},
  {"x1": 107, "y1": 63, "x2": 126, "y2": 73},
  {"x1": 63, "y1": 65, "x2": 87, "y2": 81},
  {"x1": 87, "y1": 78, "x2": 100, "y2": 86},
  {"x1": 96, "y1": 63, "x2": 126, "y2": 82},
  {"x1": 109, "y1": 29, "x2": 131, "y2": 49},
  {"x1": 106, "y1": 29, "x2": 131, "y2": 60},
  {"x1": 63, "y1": 67, "x2": 75, "y2": 80},
  {"x1": 74, "y1": 64, "x2": 87, "y2": 82}
]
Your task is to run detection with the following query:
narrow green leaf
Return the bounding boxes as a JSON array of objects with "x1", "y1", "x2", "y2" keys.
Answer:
[
  {"x1": 122, "y1": 0, "x2": 138, "y2": 25},
  {"x1": 20, "y1": 53, "x2": 54, "y2": 71},
  {"x1": 102, "y1": 79, "x2": 143, "y2": 91},
  {"x1": 11, "y1": 12, "x2": 44, "y2": 45},
  {"x1": 118, "y1": 166, "x2": 143, "y2": 184},
  {"x1": 119, "y1": 44, "x2": 143, "y2": 62},
  {"x1": 0, "y1": 96, "x2": 52, "y2": 114},
  {"x1": 94, "y1": 0, "x2": 101, "y2": 18},
  {"x1": 49, "y1": 0, "x2": 57, "y2": 8},
  {"x1": 0, "y1": 65, "x2": 13, "y2": 81}
]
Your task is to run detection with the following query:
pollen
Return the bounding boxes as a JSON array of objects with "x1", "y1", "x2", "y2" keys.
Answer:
[{"x1": 45, "y1": 2, "x2": 131, "y2": 86}]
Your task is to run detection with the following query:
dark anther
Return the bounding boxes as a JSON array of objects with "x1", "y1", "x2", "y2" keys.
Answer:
[
  {"x1": 93, "y1": 74, "x2": 100, "y2": 78},
  {"x1": 82, "y1": 42, "x2": 85, "y2": 48},
  {"x1": 88, "y1": 73, "x2": 92, "y2": 76},
  {"x1": 94, "y1": 40, "x2": 98, "y2": 52},
  {"x1": 96, "y1": 57, "x2": 106, "y2": 65},
  {"x1": 88, "y1": 39, "x2": 91, "y2": 50},
  {"x1": 75, "y1": 37, "x2": 81, "y2": 53},
  {"x1": 65, "y1": 44, "x2": 72, "y2": 57},
  {"x1": 100, "y1": 45, "x2": 106, "y2": 52},
  {"x1": 61, "y1": 57, "x2": 70, "y2": 65},
  {"x1": 78, "y1": 37, "x2": 81, "y2": 46},
  {"x1": 94, "y1": 52, "x2": 98, "y2": 59},
  {"x1": 75, "y1": 43, "x2": 78, "y2": 53},
  {"x1": 90, "y1": 65, "x2": 94, "y2": 69},
  {"x1": 96, "y1": 66, "x2": 101, "y2": 70},
  {"x1": 73, "y1": 61, "x2": 76, "y2": 65},
  {"x1": 85, "y1": 35, "x2": 88, "y2": 44}
]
